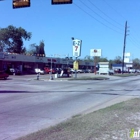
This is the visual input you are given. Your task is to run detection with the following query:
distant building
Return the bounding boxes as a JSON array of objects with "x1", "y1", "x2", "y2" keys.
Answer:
[{"x1": 112, "y1": 63, "x2": 133, "y2": 72}]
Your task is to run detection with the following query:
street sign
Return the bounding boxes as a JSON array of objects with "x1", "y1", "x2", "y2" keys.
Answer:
[
  {"x1": 73, "y1": 61, "x2": 78, "y2": 70},
  {"x1": 72, "y1": 39, "x2": 82, "y2": 57}
]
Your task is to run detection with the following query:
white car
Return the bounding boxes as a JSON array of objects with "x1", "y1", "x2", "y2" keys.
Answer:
[
  {"x1": 35, "y1": 68, "x2": 44, "y2": 74},
  {"x1": 70, "y1": 68, "x2": 82, "y2": 73}
]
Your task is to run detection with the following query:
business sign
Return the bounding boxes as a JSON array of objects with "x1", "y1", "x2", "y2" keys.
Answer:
[
  {"x1": 52, "y1": 0, "x2": 72, "y2": 4},
  {"x1": 124, "y1": 58, "x2": 130, "y2": 63},
  {"x1": 72, "y1": 39, "x2": 82, "y2": 57},
  {"x1": 73, "y1": 61, "x2": 79, "y2": 70},
  {"x1": 125, "y1": 52, "x2": 130, "y2": 57},
  {"x1": 90, "y1": 49, "x2": 101, "y2": 57},
  {"x1": 13, "y1": 0, "x2": 30, "y2": 9}
]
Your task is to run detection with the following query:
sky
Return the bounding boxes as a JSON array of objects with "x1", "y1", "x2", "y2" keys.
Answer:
[{"x1": 0, "y1": 0, "x2": 140, "y2": 60}]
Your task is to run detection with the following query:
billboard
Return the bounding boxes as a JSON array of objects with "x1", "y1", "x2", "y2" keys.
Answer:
[
  {"x1": 124, "y1": 58, "x2": 130, "y2": 63},
  {"x1": 72, "y1": 39, "x2": 82, "y2": 57},
  {"x1": 13, "y1": 0, "x2": 30, "y2": 9},
  {"x1": 124, "y1": 52, "x2": 130, "y2": 57},
  {"x1": 90, "y1": 49, "x2": 101, "y2": 57},
  {"x1": 52, "y1": 0, "x2": 72, "y2": 4}
]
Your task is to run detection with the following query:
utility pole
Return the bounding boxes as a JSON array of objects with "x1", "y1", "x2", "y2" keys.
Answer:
[{"x1": 122, "y1": 21, "x2": 127, "y2": 74}]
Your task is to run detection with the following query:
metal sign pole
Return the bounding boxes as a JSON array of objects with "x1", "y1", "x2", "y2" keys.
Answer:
[{"x1": 75, "y1": 57, "x2": 77, "y2": 79}]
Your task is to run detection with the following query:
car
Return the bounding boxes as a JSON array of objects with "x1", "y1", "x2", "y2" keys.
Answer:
[
  {"x1": 129, "y1": 69, "x2": 136, "y2": 73},
  {"x1": 44, "y1": 67, "x2": 56, "y2": 74},
  {"x1": 35, "y1": 68, "x2": 44, "y2": 75},
  {"x1": 8, "y1": 68, "x2": 22, "y2": 75},
  {"x1": 0, "y1": 71, "x2": 9, "y2": 80},
  {"x1": 70, "y1": 68, "x2": 83, "y2": 73},
  {"x1": 108, "y1": 69, "x2": 114, "y2": 75}
]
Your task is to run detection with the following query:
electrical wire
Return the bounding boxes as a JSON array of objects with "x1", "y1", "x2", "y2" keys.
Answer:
[
  {"x1": 88, "y1": 0, "x2": 124, "y2": 29},
  {"x1": 78, "y1": 0, "x2": 123, "y2": 33},
  {"x1": 73, "y1": 2, "x2": 123, "y2": 35}
]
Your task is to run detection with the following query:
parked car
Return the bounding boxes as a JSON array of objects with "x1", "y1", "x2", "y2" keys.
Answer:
[
  {"x1": 108, "y1": 69, "x2": 114, "y2": 75},
  {"x1": 114, "y1": 69, "x2": 121, "y2": 73},
  {"x1": 8, "y1": 68, "x2": 22, "y2": 75},
  {"x1": 0, "y1": 71, "x2": 9, "y2": 80},
  {"x1": 44, "y1": 67, "x2": 56, "y2": 74},
  {"x1": 82, "y1": 69, "x2": 93, "y2": 73},
  {"x1": 55, "y1": 68, "x2": 62, "y2": 74},
  {"x1": 35, "y1": 68, "x2": 44, "y2": 75},
  {"x1": 129, "y1": 69, "x2": 136, "y2": 73},
  {"x1": 70, "y1": 68, "x2": 83, "y2": 73}
]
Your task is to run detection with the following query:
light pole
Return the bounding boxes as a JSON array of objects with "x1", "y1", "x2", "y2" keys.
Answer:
[{"x1": 48, "y1": 55, "x2": 53, "y2": 80}]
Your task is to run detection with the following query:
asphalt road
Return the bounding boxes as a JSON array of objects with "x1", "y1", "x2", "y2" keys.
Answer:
[{"x1": 0, "y1": 74, "x2": 140, "y2": 140}]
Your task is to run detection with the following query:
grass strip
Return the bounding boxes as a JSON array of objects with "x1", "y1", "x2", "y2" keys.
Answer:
[{"x1": 16, "y1": 98, "x2": 140, "y2": 140}]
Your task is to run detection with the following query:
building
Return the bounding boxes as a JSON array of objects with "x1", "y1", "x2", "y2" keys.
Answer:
[{"x1": 0, "y1": 52, "x2": 94, "y2": 73}]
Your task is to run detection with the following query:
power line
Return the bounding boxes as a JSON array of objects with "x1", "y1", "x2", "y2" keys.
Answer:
[
  {"x1": 102, "y1": 0, "x2": 126, "y2": 20},
  {"x1": 73, "y1": 2, "x2": 123, "y2": 34},
  {"x1": 88, "y1": 0, "x2": 124, "y2": 29},
  {"x1": 79, "y1": 0, "x2": 123, "y2": 32},
  {"x1": 102, "y1": 0, "x2": 140, "y2": 52}
]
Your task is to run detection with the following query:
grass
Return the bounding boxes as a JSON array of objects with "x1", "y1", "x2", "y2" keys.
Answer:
[
  {"x1": 69, "y1": 76, "x2": 109, "y2": 80},
  {"x1": 114, "y1": 73, "x2": 138, "y2": 77},
  {"x1": 16, "y1": 98, "x2": 140, "y2": 140}
]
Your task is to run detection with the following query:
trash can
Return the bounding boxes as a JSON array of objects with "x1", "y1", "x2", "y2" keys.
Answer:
[{"x1": 55, "y1": 74, "x2": 58, "y2": 78}]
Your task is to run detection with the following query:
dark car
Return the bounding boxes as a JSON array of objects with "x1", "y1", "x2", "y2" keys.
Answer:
[
  {"x1": 0, "y1": 71, "x2": 9, "y2": 80},
  {"x1": 108, "y1": 69, "x2": 114, "y2": 75}
]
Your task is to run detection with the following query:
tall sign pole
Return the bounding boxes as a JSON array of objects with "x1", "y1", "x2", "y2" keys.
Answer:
[
  {"x1": 72, "y1": 38, "x2": 82, "y2": 79},
  {"x1": 122, "y1": 21, "x2": 127, "y2": 74},
  {"x1": 90, "y1": 49, "x2": 101, "y2": 75}
]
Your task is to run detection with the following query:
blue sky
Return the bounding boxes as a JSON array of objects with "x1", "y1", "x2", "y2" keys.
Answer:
[{"x1": 0, "y1": 0, "x2": 140, "y2": 60}]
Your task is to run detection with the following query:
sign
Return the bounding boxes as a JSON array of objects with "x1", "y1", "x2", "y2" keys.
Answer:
[
  {"x1": 125, "y1": 52, "x2": 130, "y2": 57},
  {"x1": 126, "y1": 64, "x2": 133, "y2": 67},
  {"x1": 90, "y1": 49, "x2": 101, "y2": 57},
  {"x1": 73, "y1": 61, "x2": 78, "y2": 70},
  {"x1": 13, "y1": 0, "x2": 30, "y2": 9},
  {"x1": 72, "y1": 39, "x2": 82, "y2": 57},
  {"x1": 124, "y1": 58, "x2": 130, "y2": 63},
  {"x1": 52, "y1": 0, "x2": 72, "y2": 4}
]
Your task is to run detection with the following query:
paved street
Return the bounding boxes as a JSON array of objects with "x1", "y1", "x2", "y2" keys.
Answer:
[{"x1": 0, "y1": 74, "x2": 140, "y2": 140}]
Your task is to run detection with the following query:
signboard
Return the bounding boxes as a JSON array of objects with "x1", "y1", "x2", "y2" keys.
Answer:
[
  {"x1": 13, "y1": 0, "x2": 30, "y2": 9},
  {"x1": 73, "y1": 61, "x2": 78, "y2": 70},
  {"x1": 72, "y1": 39, "x2": 82, "y2": 57},
  {"x1": 90, "y1": 49, "x2": 101, "y2": 57},
  {"x1": 52, "y1": 0, "x2": 72, "y2": 4},
  {"x1": 124, "y1": 58, "x2": 130, "y2": 63},
  {"x1": 124, "y1": 52, "x2": 130, "y2": 57}
]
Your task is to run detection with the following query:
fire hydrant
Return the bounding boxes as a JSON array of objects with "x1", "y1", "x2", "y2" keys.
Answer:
[{"x1": 37, "y1": 73, "x2": 40, "y2": 80}]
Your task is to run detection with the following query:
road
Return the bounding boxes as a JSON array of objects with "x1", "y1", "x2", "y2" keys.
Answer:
[{"x1": 0, "y1": 74, "x2": 140, "y2": 140}]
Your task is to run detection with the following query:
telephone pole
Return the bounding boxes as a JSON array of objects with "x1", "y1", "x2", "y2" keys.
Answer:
[{"x1": 122, "y1": 21, "x2": 128, "y2": 74}]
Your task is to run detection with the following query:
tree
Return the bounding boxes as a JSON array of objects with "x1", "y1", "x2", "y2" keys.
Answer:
[
  {"x1": 0, "y1": 25, "x2": 31, "y2": 53},
  {"x1": 38, "y1": 40, "x2": 45, "y2": 56},
  {"x1": 27, "y1": 40, "x2": 45, "y2": 56},
  {"x1": 113, "y1": 56, "x2": 122, "y2": 64},
  {"x1": 133, "y1": 58, "x2": 140, "y2": 69}
]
